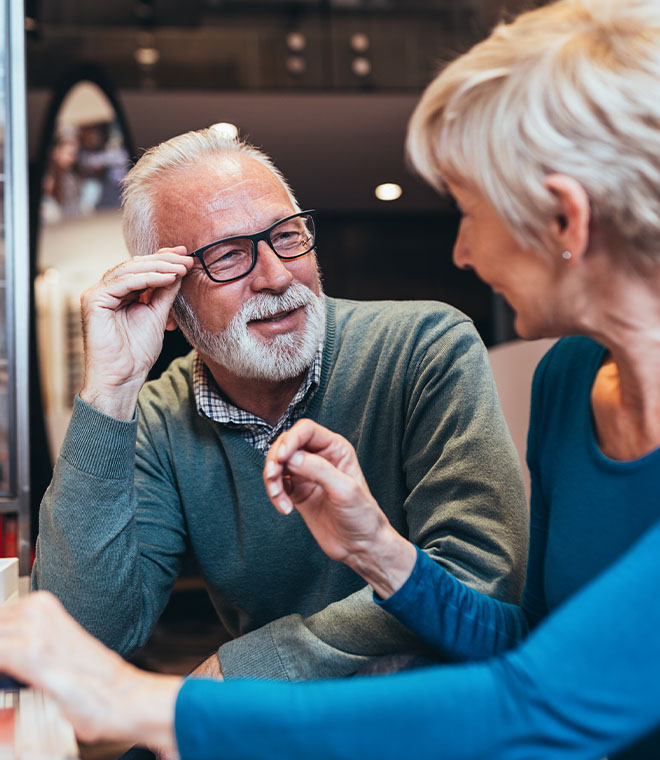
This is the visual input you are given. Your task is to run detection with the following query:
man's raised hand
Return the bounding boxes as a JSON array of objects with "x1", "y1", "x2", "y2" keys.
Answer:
[{"x1": 80, "y1": 247, "x2": 192, "y2": 419}]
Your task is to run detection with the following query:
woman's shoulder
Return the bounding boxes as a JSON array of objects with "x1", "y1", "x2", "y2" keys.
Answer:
[
  {"x1": 534, "y1": 336, "x2": 605, "y2": 384},
  {"x1": 528, "y1": 336, "x2": 605, "y2": 435}
]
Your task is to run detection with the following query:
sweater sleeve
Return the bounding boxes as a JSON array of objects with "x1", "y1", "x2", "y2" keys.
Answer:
[
  {"x1": 399, "y1": 320, "x2": 528, "y2": 603},
  {"x1": 369, "y1": 319, "x2": 530, "y2": 662},
  {"x1": 32, "y1": 396, "x2": 186, "y2": 655},
  {"x1": 175, "y1": 517, "x2": 660, "y2": 760},
  {"x1": 218, "y1": 316, "x2": 529, "y2": 679},
  {"x1": 217, "y1": 585, "x2": 431, "y2": 680},
  {"x1": 374, "y1": 336, "x2": 555, "y2": 660}
]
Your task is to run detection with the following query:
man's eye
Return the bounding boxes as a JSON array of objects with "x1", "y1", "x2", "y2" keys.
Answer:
[
  {"x1": 272, "y1": 230, "x2": 305, "y2": 250},
  {"x1": 205, "y1": 245, "x2": 250, "y2": 270},
  {"x1": 209, "y1": 249, "x2": 238, "y2": 263}
]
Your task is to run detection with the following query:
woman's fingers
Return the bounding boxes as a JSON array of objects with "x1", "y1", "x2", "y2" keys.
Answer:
[
  {"x1": 264, "y1": 420, "x2": 364, "y2": 516},
  {"x1": 264, "y1": 451, "x2": 369, "y2": 525},
  {"x1": 276, "y1": 419, "x2": 350, "y2": 460},
  {"x1": 284, "y1": 450, "x2": 359, "y2": 502}
]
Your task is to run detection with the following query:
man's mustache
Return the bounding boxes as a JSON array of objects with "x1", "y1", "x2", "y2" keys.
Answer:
[{"x1": 236, "y1": 285, "x2": 313, "y2": 323}]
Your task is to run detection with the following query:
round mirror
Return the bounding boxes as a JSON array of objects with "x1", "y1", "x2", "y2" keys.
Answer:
[{"x1": 34, "y1": 77, "x2": 133, "y2": 461}]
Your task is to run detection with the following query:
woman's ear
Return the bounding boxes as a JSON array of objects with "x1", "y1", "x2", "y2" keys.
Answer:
[{"x1": 544, "y1": 174, "x2": 591, "y2": 263}]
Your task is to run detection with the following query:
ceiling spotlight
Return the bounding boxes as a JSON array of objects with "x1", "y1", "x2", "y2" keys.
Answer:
[
  {"x1": 134, "y1": 47, "x2": 160, "y2": 66},
  {"x1": 286, "y1": 56, "x2": 307, "y2": 76},
  {"x1": 375, "y1": 183, "x2": 402, "y2": 202},
  {"x1": 286, "y1": 32, "x2": 307, "y2": 52},
  {"x1": 349, "y1": 33, "x2": 370, "y2": 53},
  {"x1": 351, "y1": 57, "x2": 372, "y2": 78},
  {"x1": 211, "y1": 122, "x2": 239, "y2": 140}
]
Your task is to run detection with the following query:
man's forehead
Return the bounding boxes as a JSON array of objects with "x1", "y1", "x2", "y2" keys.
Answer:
[
  {"x1": 203, "y1": 175, "x2": 279, "y2": 215},
  {"x1": 163, "y1": 155, "x2": 285, "y2": 208},
  {"x1": 153, "y1": 153, "x2": 292, "y2": 244}
]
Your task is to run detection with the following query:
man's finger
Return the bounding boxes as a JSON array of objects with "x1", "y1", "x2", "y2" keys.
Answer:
[
  {"x1": 101, "y1": 251, "x2": 191, "y2": 283},
  {"x1": 138, "y1": 287, "x2": 156, "y2": 305},
  {"x1": 89, "y1": 271, "x2": 181, "y2": 307}
]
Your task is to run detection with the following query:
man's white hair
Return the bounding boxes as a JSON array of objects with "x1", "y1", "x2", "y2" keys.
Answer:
[
  {"x1": 407, "y1": 0, "x2": 660, "y2": 267},
  {"x1": 121, "y1": 126, "x2": 300, "y2": 257}
]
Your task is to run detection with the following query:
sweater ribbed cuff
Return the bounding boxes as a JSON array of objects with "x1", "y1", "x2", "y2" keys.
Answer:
[
  {"x1": 218, "y1": 623, "x2": 289, "y2": 681},
  {"x1": 59, "y1": 395, "x2": 138, "y2": 480}
]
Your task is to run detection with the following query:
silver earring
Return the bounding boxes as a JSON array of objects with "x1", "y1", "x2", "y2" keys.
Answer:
[{"x1": 561, "y1": 250, "x2": 572, "y2": 261}]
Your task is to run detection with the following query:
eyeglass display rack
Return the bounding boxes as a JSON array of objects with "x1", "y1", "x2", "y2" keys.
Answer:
[{"x1": 0, "y1": 0, "x2": 31, "y2": 578}]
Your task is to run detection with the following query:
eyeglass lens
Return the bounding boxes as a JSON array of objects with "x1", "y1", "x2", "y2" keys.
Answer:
[{"x1": 202, "y1": 213, "x2": 315, "y2": 282}]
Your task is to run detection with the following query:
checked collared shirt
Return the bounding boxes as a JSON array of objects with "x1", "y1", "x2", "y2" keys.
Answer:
[{"x1": 192, "y1": 345, "x2": 323, "y2": 453}]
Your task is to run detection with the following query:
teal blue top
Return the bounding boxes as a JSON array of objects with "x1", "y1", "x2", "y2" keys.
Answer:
[
  {"x1": 173, "y1": 337, "x2": 660, "y2": 758},
  {"x1": 175, "y1": 515, "x2": 660, "y2": 759}
]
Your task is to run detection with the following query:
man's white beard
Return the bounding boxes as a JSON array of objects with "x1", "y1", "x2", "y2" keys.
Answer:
[{"x1": 173, "y1": 282, "x2": 326, "y2": 382}]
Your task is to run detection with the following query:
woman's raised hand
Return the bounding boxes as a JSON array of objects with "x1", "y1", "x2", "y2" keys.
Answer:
[{"x1": 263, "y1": 419, "x2": 417, "y2": 598}]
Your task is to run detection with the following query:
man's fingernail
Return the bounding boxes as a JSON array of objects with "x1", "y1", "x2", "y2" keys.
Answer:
[
  {"x1": 289, "y1": 452, "x2": 303, "y2": 467},
  {"x1": 264, "y1": 461, "x2": 276, "y2": 478},
  {"x1": 279, "y1": 499, "x2": 293, "y2": 515},
  {"x1": 267, "y1": 483, "x2": 280, "y2": 498}
]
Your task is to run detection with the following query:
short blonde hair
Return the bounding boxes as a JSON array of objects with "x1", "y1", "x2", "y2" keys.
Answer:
[
  {"x1": 407, "y1": 0, "x2": 660, "y2": 264},
  {"x1": 121, "y1": 127, "x2": 299, "y2": 257}
]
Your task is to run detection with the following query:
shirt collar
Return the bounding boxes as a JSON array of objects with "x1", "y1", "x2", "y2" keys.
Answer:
[{"x1": 192, "y1": 342, "x2": 323, "y2": 431}]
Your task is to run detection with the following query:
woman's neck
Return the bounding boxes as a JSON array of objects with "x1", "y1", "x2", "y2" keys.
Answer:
[
  {"x1": 565, "y1": 251, "x2": 660, "y2": 459},
  {"x1": 586, "y1": 281, "x2": 660, "y2": 460}
]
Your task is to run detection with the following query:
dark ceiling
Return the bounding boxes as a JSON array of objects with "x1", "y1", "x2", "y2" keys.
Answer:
[
  {"x1": 26, "y1": 0, "x2": 541, "y2": 213},
  {"x1": 26, "y1": 0, "x2": 539, "y2": 91}
]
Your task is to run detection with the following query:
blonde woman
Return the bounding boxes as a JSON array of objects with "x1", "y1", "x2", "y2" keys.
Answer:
[{"x1": 2, "y1": 1, "x2": 660, "y2": 758}]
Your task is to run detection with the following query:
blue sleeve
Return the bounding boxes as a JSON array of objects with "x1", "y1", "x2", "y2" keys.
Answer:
[
  {"x1": 375, "y1": 547, "x2": 529, "y2": 660},
  {"x1": 174, "y1": 517, "x2": 660, "y2": 760}
]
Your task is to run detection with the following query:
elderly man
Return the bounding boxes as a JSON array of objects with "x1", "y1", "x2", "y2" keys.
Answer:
[{"x1": 32, "y1": 127, "x2": 527, "y2": 680}]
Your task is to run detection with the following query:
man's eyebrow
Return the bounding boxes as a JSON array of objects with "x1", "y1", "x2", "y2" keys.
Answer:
[{"x1": 205, "y1": 213, "x2": 296, "y2": 242}]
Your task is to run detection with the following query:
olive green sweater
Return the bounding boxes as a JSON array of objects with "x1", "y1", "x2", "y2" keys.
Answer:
[{"x1": 33, "y1": 297, "x2": 527, "y2": 680}]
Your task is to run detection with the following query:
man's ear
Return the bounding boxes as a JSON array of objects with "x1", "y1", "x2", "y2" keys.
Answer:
[
  {"x1": 165, "y1": 309, "x2": 178, "y2": 332},
  {"x1": 544, "y1": 174, "x2": 591, "y2": 263}
]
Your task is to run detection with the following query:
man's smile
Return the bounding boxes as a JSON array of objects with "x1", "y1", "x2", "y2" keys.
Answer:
[
  {"x1": 247, "y1": 305, "x2": 306, "y2": 335},
  {"x1": 248, "y1": 306, "x2": 303, "y2": 325}
]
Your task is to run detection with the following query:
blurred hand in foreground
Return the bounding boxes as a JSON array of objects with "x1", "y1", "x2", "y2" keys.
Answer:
[{"x1": 0, "y1": 592, "x2": 181, "y2": 756}]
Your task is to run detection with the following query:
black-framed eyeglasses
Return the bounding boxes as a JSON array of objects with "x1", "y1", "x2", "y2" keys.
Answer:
[{"x1": 189, "y1": 210, "x2": 317, "y2": 283}]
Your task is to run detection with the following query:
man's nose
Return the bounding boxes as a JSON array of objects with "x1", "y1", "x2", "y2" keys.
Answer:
[{"x1": 250, "y1": 239, "x2": 294, "y2": 292}]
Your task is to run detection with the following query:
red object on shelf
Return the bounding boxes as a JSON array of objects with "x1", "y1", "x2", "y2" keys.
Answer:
[
  {"x1": 2, "y1": 515, "x2": 17, "y2": 558},
  {"x1": 0, "y1": 706, "x2": 15, "y2": 747}
]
